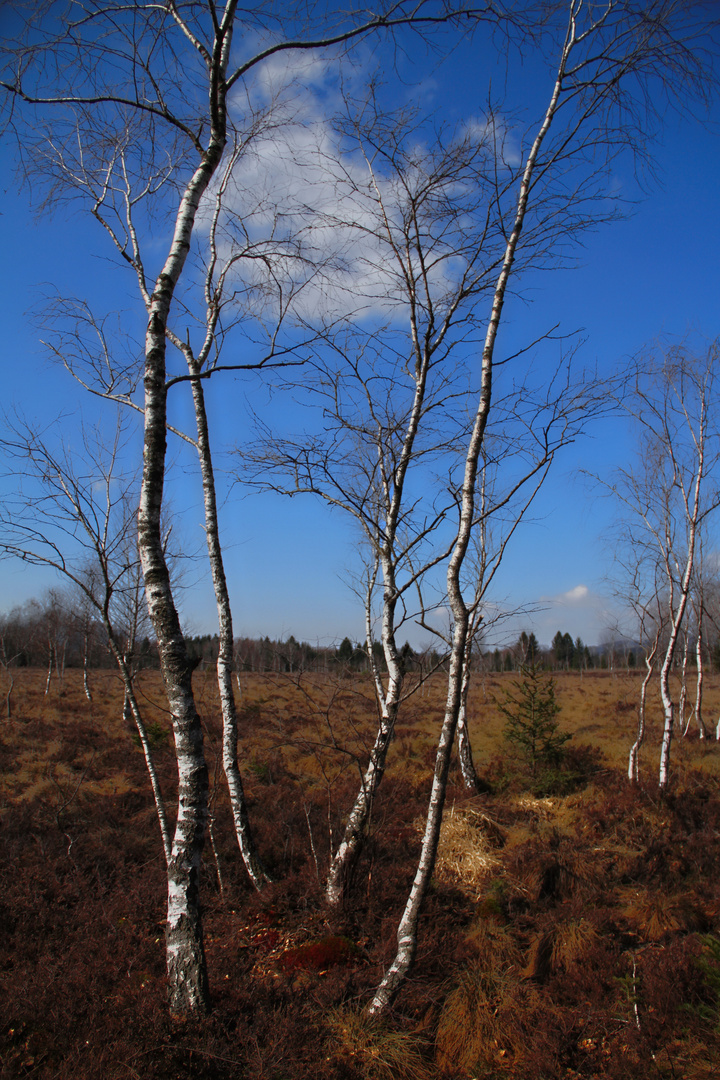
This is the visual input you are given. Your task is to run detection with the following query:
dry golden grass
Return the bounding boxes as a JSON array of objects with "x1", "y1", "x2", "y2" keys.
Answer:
[
  {"x1": 0, "y1": 669, "x2": 171, "y2": 803},
  {"x1": 464, "y1": 668, "x2": 720, "y2": 780},
  {"x1": 619, "y1": 890, "x2": 708, "y2": 942},
  {"x1": 327, "y1": 1007, "x2": 434, "y2": 1080},
  {"x1": 550, "y1": 917, "x2": 599, "y2": 970},
  {"x1": 435, "y1": 921, "x2": 560, "y2": 1077},
  {"x1": 430, "y1": 804, "x2": 504, "y2": 898},
  {"x1": 5, "y1": 665, "x2": 720, "y2": 1080}
]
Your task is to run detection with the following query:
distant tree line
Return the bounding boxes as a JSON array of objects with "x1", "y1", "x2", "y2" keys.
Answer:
[
  {"x1": 474, "y1": 628, "x2": 717, "y2": 676},
  {"x1": 0, "y1": 595, "x2": 450, "y2": 678},
  {"x1": 6, "y1": 595, "x2": 719, "y2": 683}
]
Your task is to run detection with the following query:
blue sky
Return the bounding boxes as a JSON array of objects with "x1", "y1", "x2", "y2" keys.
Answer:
[{"x1": 1, "y1": 17, "x2": 719, "y2": 651}]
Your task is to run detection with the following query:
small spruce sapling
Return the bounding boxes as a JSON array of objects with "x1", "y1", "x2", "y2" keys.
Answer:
[{"x1": 497, "y1": 665, "x2": 570, "y2": 779}]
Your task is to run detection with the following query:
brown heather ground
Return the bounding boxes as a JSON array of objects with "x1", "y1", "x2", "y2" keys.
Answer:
[{"x1": 3, "y1": 666, "x2": 720, "y2": 1079}]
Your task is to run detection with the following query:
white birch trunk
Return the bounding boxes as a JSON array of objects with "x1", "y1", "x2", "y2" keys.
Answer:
[
  {"x1": 369, "y1": 12, "x2": 573, "y2": 1014},
  {"x1": 695, "y1": 625, "x2": 706, "y2": 738},
  {"x1": 326, "y1": 693, "x2": 400, "y2": 905},
  {"x1": 457, "y1": 657, "x2": 480, "y2": 791},
  {"x1": 82, "y1": 632, "x2": 92, "y2": 702},
  {"x1": 629, "y1": 637, "x2": 658, "y2": 783},
  {"x1": 678, "y1": 631, "x2": 689, "y2": 731},
  {"x1": 189, "y1": 371, "x2": 270, "y2": 891},
  {"x1": 658, "y1": 435, "x2": 704, "y2": 789},
  {"x1": 45, "y1": 645, "x2": 53, "y2": 695},
  {"x1": 133, "y1": 0, "x2": 243, "y2": 1013}
]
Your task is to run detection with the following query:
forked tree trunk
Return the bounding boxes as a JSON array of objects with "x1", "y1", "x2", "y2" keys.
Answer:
[
  {"x1": 326, "y1": 524, "x2": 412, "y2": 904},
  {"x1": 326, "y1": 568, "x2": 403, "y2": 905},
  {"x1": 132, "y1": 2, "x2": 244, "y2": 1012},
  {"x1": 326, "y1": 691, "x2": 400, "y2": 906},
  {"x1": 137, "y1": 144, "x2": 230, "y2": 1019}
]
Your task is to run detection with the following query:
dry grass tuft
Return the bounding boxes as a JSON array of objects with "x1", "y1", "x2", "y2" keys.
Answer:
[
  {"x1": 551, "y1": 918, "x2": 599, "y2": 970},
  {"x1": 435, "y1": 942, "x2": 556, "y2": 1076},
  {"x1": 327, "y1": 1007, "x2": 433, "y2": 1080},
  {"x1": 621, "y1": 891, "x2": 707, "y2": 942},
  {"x1": 436, "y1": 921, "x2": 525, "y2": 1072},
  {"x1": 430, "y1": 805, "x2": 504, "y2": 898},
  {"x1": 436, "y1": 962, "x2": 514, "y2": 1073},
  {"x1": 465, "y1": 919, "x2": 523, "y2": 966}
]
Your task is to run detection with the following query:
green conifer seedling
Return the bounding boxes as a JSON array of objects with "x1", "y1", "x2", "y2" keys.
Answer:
[{"x1": 496, "y1": 665, "x2": 570, "y2": 777}]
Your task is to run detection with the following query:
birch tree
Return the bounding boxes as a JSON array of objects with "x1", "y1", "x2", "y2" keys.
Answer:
[
  {"x1": 369, "y1": 2, "x2": 718, "y2": 1015},
  {"x1": 429, "y1": 414, "x2": 582, "y2": 793},
  {"x1": 239, "y1": 100, "x2": 536, "y2": 905},
  {"x1": 0, "y1": 416, "x2": 174, "y2": 865},
  {"x1": 607, "y1": 527, "x2": 667, "y2": 781},
  {"x1": 238, "y1": 88, "x2": 603, "y2": 902},
  {"x1": 1, "y1": 0, "x2": 510, "y2": 1010},
  {"x1": 605, "y1": 345, "x2": 720, "y2": 789}
]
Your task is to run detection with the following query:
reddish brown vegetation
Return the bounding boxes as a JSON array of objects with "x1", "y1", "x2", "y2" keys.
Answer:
[{"x1": 2, "y1": 669, "x2": 720, "y2": 1078}]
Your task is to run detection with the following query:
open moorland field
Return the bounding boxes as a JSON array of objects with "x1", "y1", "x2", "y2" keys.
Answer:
[{"x1": 3, "y1": 667, "x2": 720, "y2": 1080}]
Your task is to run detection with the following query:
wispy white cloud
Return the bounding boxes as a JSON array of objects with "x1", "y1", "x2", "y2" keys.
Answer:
[
  {"x1": 559, "y1": 584, "x2": 589, "y2": 604},
  {"x1": 197, "y1": 50, "x2": 508, "y2": 326}
]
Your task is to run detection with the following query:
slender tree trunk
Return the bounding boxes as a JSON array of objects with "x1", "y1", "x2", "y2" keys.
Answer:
[
  {"x1": 689, "y1": 622, "x2": 707, "y2": 738},
  {"x1": 678, "y1": 631, "x2": 689, "y2": 731},
  {"x1": 326, "y1": 694, "x2": 400, "y2": 906},
  {"x1": 4, "y1": 671, "x2": 13, "y2": 720},
  {"x1": 45, "y1": 644, "x2": 53, "y2": 694},
  {"x1": 659, "y1": 632, "x2": 679, "y2": 790},
  {"x1": 457, "y1": 660, "x2": 481, "y2": 791},
  {"x1": 189, "y1": 371, "x2": 269, "y2": 891},
  {"x1": 82, "y1": 633, "x2": 92, "y2": 702},
  {"x1": 369, "y1": 11, "x2": 573, "y2": 1014},
  {"x1": 659, "y1": 489, "x2": 703, "y2": 787},
  {"x1": 369, "y1": 618, "x2": 468, "y2": 1013},
  {"x1": 107, "y1": 636, "x2": 173, "y2": 864},
  {"x1": 326, "y1": 552, "x2": 404, "y2": 907},
  {"x1": 208, "y1": 814, "x2": 225, "y2": 900},
  {"x1": 629, "y1": 639, "x2": 658, "y2": 782},
  {"x1": 696, "y1": 629, "x2": 706, "y2": 737}
]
